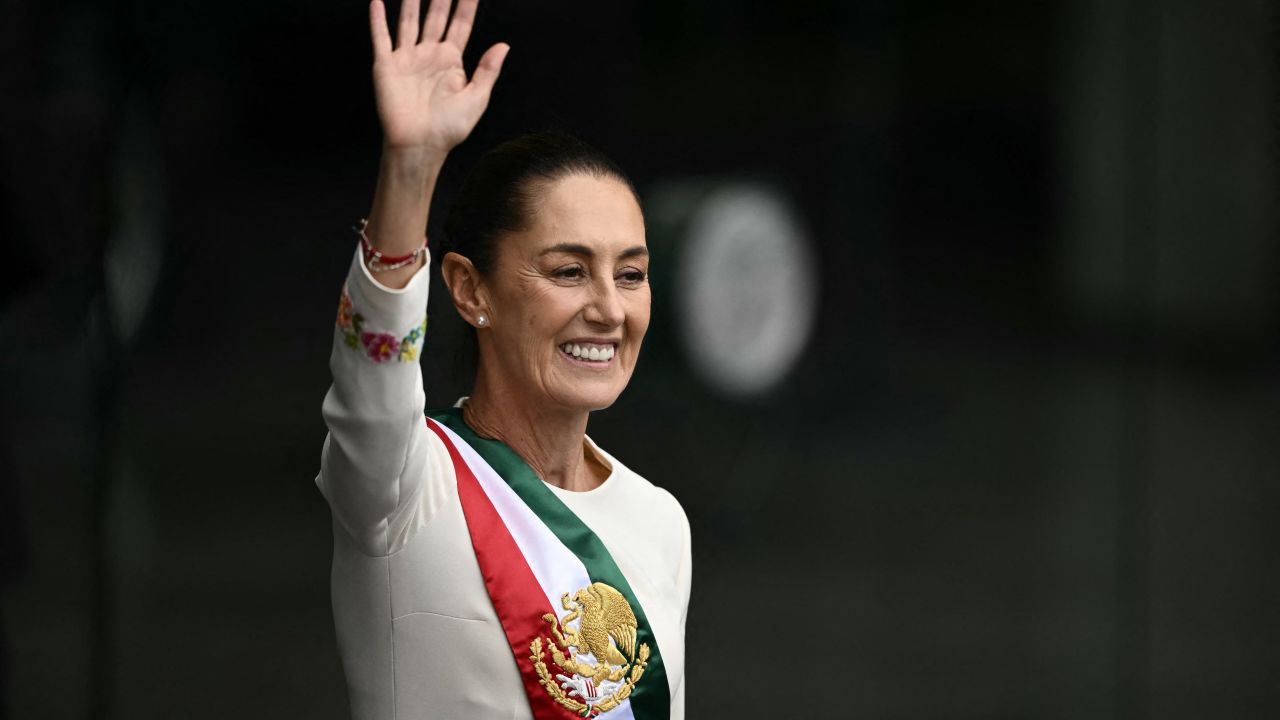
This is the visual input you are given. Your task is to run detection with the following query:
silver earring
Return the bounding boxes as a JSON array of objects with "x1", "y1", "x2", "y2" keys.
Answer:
[{"x1": 477, "y1": 314, "x2": 487, "y2": 327}]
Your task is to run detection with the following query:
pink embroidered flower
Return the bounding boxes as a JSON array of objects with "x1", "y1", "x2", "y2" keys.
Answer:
[
  {"x1": 360, "y1": 331, "x2": 400, "y2": 363},
  {"x1": 336, "y1": 286, "x2": 354, "y2": 330}
]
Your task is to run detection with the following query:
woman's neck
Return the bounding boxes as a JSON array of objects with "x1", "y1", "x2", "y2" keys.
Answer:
[{"x1": 463, "y1": 376, "x2": 608, "y2": 492}]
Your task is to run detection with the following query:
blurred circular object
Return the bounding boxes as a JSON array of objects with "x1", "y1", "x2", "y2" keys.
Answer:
[{"x1": 670, "y1": 183, "x2": 818, "y2": 398}]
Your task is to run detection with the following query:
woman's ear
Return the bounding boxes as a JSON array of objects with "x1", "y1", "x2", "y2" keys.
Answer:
[{"x1": 440, "y1": 252, "x2": 490, "y2": 328}]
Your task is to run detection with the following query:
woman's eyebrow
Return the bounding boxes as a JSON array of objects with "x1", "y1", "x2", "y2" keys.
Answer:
[
  {"x1": 539, "y1": 243, "x2": 649, "y2": 259},
  {"x1": 540, "y1": 242, "x2": 593, "y2": 257}
]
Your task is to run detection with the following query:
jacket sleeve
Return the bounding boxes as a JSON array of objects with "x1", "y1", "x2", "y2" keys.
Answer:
[{"x1": 316, "y1": 244, "x2": 453, "y2": 556}]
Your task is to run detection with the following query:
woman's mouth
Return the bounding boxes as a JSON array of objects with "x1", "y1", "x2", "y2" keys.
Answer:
[{"x1": 559, "y1": 342, "x2": 616, "y2": 364}]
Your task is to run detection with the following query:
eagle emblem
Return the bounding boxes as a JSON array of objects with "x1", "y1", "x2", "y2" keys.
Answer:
[{"x1": 529, "y1": 582, "x2": 650, "y2": 717}]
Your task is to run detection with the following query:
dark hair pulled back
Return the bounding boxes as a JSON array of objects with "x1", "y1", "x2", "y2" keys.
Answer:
[{"x1": 442, "y1": 130, "x2": 639, "y2": 274}]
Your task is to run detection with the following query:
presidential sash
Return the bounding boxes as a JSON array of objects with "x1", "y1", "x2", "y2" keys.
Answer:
[{"x1": 425, "y1": 408, "x2": 670, "y2": 720}]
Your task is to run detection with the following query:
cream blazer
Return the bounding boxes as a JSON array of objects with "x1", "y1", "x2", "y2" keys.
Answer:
[{"x1": 316, "y1": 246, "x2": 691, "y2": 719}]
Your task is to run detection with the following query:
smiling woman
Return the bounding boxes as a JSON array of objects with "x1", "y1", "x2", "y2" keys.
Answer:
[{"x1": 314, "y1": 1, "x2": 690, "y2": 719}]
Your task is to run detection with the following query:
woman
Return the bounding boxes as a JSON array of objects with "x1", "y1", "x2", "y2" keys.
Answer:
[{"x1": 315, "y1": 1, "x2": 691, "y2": 718}]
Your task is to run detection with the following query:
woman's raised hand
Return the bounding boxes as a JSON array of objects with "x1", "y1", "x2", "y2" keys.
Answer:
[{"x1": 369, "y1": 0, "x2": 510, "y2": 154}]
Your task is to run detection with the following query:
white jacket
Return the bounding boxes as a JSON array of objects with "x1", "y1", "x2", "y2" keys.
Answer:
[{"x1": 316, "y1": 245, "x2": 691, "y2": 720}]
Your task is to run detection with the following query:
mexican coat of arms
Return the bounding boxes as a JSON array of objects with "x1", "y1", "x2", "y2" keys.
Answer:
[{"x1": 529, "y1": 581, "x2": 650, "y2": 717}]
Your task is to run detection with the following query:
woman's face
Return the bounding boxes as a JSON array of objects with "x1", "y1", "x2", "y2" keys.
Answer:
[{"x1": 479, "y1": 173, "x2": 650, "y2": 413}]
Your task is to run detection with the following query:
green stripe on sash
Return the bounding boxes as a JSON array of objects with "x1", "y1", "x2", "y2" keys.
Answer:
[{"x1": 428, "y1": 408, "x2": 671, "y2": 720}]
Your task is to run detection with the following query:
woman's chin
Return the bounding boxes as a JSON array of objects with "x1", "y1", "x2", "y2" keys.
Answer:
[{"x1": 546, "y1": 379, "x2": 627, "y2": 414}]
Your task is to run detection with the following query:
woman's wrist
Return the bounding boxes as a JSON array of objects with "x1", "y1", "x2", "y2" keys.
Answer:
[
  {"x1": 360, "y1": 145, "x2": 449, "y2": 291},
  {"x1": 380, "y1": 143, "x2": 449, "y2": 179}
]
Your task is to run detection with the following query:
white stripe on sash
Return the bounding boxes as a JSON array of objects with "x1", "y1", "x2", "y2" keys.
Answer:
[{"x1": 434, "y1": 421, "x2": 637, "y2": 719}]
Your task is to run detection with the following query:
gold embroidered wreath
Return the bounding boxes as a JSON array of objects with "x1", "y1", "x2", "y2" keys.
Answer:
[{"x1": 529, "y1": 636, "x2": 649, "y2": 716}]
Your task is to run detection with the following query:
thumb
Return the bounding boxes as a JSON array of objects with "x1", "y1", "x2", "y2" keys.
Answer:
[{"x1": 468, "y1": 42, "x2": 510, "y2": 96}]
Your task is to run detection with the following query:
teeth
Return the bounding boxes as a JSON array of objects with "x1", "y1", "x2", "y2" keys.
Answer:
[{"x1": 559, "y1": 343, "x2": 616, "y2": 362}]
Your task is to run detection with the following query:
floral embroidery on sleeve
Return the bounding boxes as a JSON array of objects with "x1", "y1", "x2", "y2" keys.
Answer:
[{"x1": 336, "y1": 282, "x2": 428, "y2": 363}]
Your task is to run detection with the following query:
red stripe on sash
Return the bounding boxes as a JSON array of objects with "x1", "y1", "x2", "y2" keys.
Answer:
[{"x1": 426, "y1": 418, "x2": 575, "y2": 720}]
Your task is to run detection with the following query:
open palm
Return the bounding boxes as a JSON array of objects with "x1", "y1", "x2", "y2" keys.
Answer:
[{"x1": 369, "y1": 0, "x2": 509, "y2": 153}]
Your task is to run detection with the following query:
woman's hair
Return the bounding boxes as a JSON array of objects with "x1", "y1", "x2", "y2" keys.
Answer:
[{"x1": 442, "y1": 130, "x2": 640, "y2": 274}]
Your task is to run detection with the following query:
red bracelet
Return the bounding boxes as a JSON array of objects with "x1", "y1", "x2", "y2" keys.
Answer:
[{"x1": 354, "y1": 218, "x2": 427, "y2": 272}]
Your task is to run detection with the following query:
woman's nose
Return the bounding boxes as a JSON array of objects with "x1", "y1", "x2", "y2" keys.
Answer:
[{"x1": 584, "y1": 279, "x2": 625, "y2": 328}]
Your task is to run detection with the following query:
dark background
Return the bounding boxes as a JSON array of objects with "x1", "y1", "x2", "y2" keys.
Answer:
[{"x1": 1, "y1": 0, "x2": 1277, "y2": 717}]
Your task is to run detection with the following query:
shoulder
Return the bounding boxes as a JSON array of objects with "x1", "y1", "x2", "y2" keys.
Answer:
[
  {"x1": 605, "y1": 453, "x2": 694, "y2": 611},
  {"x1": 590, "y1": 440, "x2": 690, "y2": 541}
]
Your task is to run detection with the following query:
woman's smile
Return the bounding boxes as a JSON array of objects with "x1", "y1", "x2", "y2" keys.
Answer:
[{"x1": 558, "y1": 341, "x2": 618, "y2": 367}]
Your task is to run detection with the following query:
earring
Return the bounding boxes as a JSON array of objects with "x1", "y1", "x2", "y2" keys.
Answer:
[{"x1": 477, "y1": 314, "x2": 487, "y2": 327}]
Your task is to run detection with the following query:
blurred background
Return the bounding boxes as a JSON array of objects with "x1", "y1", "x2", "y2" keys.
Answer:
[{"x1": 1, "y1": 0, "x2": 1276, "y2": 717}]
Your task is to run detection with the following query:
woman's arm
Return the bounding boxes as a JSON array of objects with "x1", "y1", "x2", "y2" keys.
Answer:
[{"x1": 317, "y1": 0, "x2": 508, "y2": 554}]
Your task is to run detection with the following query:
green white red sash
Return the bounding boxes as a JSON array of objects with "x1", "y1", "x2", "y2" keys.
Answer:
[{"x1": 425, "y1": 408, "x2": 670, "y2": 720}]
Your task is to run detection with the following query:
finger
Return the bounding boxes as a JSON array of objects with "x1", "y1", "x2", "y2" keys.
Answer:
[
  {"x1": 444, "y1": 0, "x2": 478, "y2": 52},
  {"x1": 397, "y1": 0, "x2": 421, "y2": 48},
  {"x1": 421, "y1": 0, "x2": 451, "y2": 44},
  {"x1": 369, "y1": 0, "x2": 393, "y2": 57},
  {"x1": 466, "y1": 42, "x2": 509, "y2": 96}
]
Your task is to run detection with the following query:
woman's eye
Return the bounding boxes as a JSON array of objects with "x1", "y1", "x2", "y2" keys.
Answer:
[
  {"x1": 554, "y1": 266, "x2": 584, "y2": 279},
  {"x1": 619, "y1": 270, "x2": 647, "y2": 284}
]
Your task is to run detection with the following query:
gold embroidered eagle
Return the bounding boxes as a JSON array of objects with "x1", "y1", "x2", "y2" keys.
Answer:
[{"x1": 542, "y1": 582, "x2": 639, "y2": 684}]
